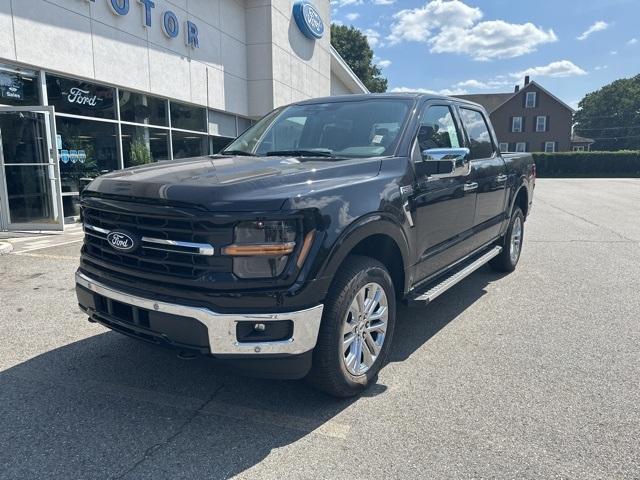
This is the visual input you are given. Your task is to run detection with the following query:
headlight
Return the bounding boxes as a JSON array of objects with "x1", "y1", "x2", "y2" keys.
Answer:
[{"x1": 222, "y1": 220, "x2": 298, "y2": 278}]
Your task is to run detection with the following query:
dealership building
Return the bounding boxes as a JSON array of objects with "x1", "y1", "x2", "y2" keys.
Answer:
[{"x1": 0, "y1": 0, "x2": 366, "y2": 231}]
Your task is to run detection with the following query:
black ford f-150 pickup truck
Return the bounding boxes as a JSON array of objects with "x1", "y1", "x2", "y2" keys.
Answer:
[{"x1": 76, "y1": 93, "x2": 535, "y2": 397}]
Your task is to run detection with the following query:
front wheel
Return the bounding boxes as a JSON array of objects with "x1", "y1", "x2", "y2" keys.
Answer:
[
  {"x1": 490, "y1": 207, "x2": 525, "y2": 272},
  {"x1": 307, "y1": 255, "x2": 396, "y2": 398}
]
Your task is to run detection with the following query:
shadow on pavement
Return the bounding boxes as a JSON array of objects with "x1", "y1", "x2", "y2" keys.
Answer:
[{"x1": 0, "y1": 267, "x2": 501, "y2": 479}]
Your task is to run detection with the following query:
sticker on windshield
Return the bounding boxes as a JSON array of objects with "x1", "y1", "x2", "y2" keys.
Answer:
[{"x1": 372, "y1": 135, "x2": 383, "y2": 144}]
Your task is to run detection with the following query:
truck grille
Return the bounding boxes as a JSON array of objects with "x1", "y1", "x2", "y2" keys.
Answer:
[{"x1": 81, "y1": 204, "x2": 234, "y2": 283}]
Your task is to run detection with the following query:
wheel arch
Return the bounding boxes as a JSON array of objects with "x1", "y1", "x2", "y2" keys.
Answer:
[{"x1": 319, "y1": 213, "x2": 410, "y2": 300}]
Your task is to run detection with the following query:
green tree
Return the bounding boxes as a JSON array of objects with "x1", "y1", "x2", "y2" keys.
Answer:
[
  {"x1": 330, "y1": 24, "x2": 388, "y2": 93},
  {"x1": 574, "y1": 74, "x2": 640, "y2": 151}
]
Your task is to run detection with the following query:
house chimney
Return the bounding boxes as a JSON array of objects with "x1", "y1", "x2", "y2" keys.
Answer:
[
  {"x1": 524, "y1": 75, "x2": 530, "y2": 85},
  {"x1": 515, "y1": 85, "x2": 520, "y2": 93}
]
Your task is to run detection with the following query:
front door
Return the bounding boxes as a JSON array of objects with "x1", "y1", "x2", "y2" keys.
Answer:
[
  {"x1": 0, "y1": 106, "x2": 63, "y2": 231},
  {"x1": 411, "y1": 103, "x2": 477, "y2": 282}
]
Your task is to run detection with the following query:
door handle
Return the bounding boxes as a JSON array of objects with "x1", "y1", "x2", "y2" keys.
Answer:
[
  {"x1": 496, "y1": 174, "x2": 508, "y2": 183},
  {"x1": 463, "y1": 182, "x2": 478, "y2": 192}
]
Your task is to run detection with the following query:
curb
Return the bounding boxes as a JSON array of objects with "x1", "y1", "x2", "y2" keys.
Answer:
[{"x1": 0, "y1": 241, "x2": 13, "y2": 255}]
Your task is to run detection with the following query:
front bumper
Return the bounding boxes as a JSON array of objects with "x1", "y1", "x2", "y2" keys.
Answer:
[{"x1": 75, "y1": 272, "x2": 324, "y2": 356}]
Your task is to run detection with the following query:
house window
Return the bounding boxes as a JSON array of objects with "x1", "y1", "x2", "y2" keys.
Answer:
[
  {"x1": 544, "y1": 142, "x2": 555, "y2": 153},
  {"x1": 515, "y1": 142, "x2": 526, "y2": 152},
  {"x1": 512, "y1": 116, "x2": 522, "y2": 133},
  {"x1": 525, "y1": 92, "x2": 536, "y2": 108},
  {"x1": 499, "y1": 142, "x2": 509, "y2": 152},
  {"x1": 573, "y1": 146, "x2": 585, "y2": 152},
  {"x1": 536, "y1": 116, "x2": 547, "y2": 132}
]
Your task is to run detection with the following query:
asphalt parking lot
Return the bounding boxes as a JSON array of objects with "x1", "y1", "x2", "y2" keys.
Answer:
[{"x1": 1, "y1": 179, "x2": 639, "y2": 479}]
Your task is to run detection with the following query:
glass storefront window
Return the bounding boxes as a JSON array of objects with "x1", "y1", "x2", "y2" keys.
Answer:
[
  {"x1": 122, "y1": 124, "x2": 170, "y2": 168},
  {"x1": 119, "y1": 90, "x2": 168, "y2": 126},
  {"x1": 170, "y1": 101, "x2": 206, "y2": 132},
  {"x1": 172, "y1": 131, "x2": 208, "y2": 159},
  {"x1": 46, "y1": 74, "x2": 116, "y2": 120},
  {"x1": 56, "y1": 116, "x2": 118, "y2": 196},
  {"x1": 0, "y1": 64, "x2": 40, "y2": 106},
  {"x1": 210, "y1": 135, "x2": 233, "y2": 154}
]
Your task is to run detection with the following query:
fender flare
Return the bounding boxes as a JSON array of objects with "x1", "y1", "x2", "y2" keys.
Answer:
[
  {"x1": 510, "y1": 179, "x2": 530, "y2": 216},
  {"x1": 317, "y1": 212, "x2": 411, "y2": 292}
]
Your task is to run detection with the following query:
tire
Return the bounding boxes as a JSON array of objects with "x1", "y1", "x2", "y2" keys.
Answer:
[
  {"x1": 490, "y1": 207, "x2": 525, "y2": 273},
  {"x1": 307, "y1": 255, "x2": 396, "y2": 398}
]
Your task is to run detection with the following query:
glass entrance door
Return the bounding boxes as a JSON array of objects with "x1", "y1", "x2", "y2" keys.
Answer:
[{"x1": 0, "y1": 106, "x2": 63, "y2": 231}]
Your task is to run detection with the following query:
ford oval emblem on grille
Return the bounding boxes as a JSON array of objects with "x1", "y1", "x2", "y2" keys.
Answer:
[{"x1": 107, "y1": 231, "x2": 138, "y2": 253}]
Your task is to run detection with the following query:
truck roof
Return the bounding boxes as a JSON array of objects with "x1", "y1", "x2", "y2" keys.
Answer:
[{"x1": 293, "y1": 92, "x2": 484, "y2": 110}]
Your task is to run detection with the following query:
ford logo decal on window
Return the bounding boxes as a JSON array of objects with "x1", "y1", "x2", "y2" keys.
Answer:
[
  {"x1": 107, "y1": 231, "x2": 138, "y2": 253},
  {"x1": 293, "y1": 1, "x2": 324, "y2": 40}
]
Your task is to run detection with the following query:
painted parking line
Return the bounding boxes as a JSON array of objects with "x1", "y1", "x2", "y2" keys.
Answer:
[
  {"x1": 13, "y1": 239, "x2": 84, "y2": 254},
  {"x1": 14, "y1": 252, "x2": 79, "y2": 261}
]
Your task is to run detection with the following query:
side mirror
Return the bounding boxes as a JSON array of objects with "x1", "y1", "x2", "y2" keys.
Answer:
[{"x1": 417, "y1": 147, "x2": 471, "y2": 178}]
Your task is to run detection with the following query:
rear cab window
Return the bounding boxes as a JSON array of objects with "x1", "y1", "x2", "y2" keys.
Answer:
[{"x1": 458, "y1": 107, "x2": 495, "y2": 159}]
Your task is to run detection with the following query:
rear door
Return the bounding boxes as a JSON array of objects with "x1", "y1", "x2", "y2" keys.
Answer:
[
  {"x1": 411, "y1": 102, "x2": 477, "y2": 282},
  {"x1": 457, "y1": 107, "x2": 507, "y2": 248}
]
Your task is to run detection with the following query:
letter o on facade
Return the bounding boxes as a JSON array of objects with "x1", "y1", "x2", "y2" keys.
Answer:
[
  {"x1": 109, "y1": 0, "x2": 130, "y2": 15},
  {"x1": 162, "y1": 10, "x2": 180, "y2": 38}
]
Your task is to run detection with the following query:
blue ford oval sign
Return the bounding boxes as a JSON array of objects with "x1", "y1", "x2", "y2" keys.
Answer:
[
  {"x1": 107, "y1": 231, "x2": 138, "y2": 253},
  {"x1": 293, "y1": 1, "x2": 324, "y2": 40}
]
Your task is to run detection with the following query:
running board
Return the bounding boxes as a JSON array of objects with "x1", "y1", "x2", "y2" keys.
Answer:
[{"x1": 413, "y1": 246, "x2": 502, "y2": 304}]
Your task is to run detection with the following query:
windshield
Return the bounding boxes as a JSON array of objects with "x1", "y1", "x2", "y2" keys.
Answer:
[{"x1": 222, "y1": 98, "x2": 413, "y2": 159}]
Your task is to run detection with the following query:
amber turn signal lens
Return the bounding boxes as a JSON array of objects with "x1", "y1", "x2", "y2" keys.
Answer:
[
  {"x1": 222, "y1": 242, "x2": 296, "y2": 257},
  {"x1": 296, "y1": 230, "x2": 316, "y2": 267}
]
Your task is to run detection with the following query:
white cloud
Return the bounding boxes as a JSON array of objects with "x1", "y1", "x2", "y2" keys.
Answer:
[
  {"x1": 331, "y1": 0, "x2": 363, "y2": 8},
  {"x1": 511, "y1": 60, "x2": 587, "y2": 79},
  {"x1": 577, "y1": 21, "x2": 609, "y2": 40},
  {"x1": 454, "y1": 79, "x2": 511, "y2": 90},
  {"x1": 388, "y1": 0, "x2": 482, "y2": 44},
  {"x1": 363, "y1": 28, "x2": 382, "y2": 48},
  {"x1": 376, "y1": 59, "x2": 392, "y2": 68},
  {"x1": 390, "y1": 86, "x2": 469, "y2": 96},
  {"x1": 594, "y1": 65, "x2": 608, "y2": 71},
  {"x1": 430, "y1": 20, "x2": 557, "y2": 60},
  {"x1": 345, "y1": 12, "x2": 360, "y2": 21},
  {"x1": 387, "y1": 0, "x2": 557, "y2": 60},
  {"x1": 629, "y1": 38, "x2": 638, "y2": 45},
  {"x1": 372, "y1": 0, "x2": 396, "y2": 4},
  {"x1": 610, "y1": 50, "x2": 618, "y2": 55}
]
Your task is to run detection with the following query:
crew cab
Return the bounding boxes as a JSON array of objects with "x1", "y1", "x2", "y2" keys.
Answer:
[{"x1": 76, "y1": 94, "x2": 535, "y2": 397}]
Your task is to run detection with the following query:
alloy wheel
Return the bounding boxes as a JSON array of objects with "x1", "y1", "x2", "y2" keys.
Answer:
[{"x1": 341, "y1": 282, "x2": 388, "y2": 376}]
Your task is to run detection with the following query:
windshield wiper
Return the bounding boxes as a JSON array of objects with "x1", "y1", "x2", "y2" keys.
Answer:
[
  {"x1": 220, "y1": 149, "x2": 256, "y2": 156},
  {"x1": 265, "y1": 149, "x2": 334, "y2": 158}
]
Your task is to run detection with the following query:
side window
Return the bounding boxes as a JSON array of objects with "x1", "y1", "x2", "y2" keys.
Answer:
[
  {"x1": 459, "y1": 108, "x2": 495, "y2": 159},
  {"x1": 416, "y1": 105, "x2": 461, "y2": 152}
]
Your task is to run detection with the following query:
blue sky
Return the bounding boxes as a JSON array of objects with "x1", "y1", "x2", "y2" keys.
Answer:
[{"x1": 331, "y1": 0, "x2": 640, "y2": 108}]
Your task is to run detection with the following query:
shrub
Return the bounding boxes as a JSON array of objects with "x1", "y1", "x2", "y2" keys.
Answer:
[{"x1": 532, "y1": 151, "x2": 640, "y2": 177}]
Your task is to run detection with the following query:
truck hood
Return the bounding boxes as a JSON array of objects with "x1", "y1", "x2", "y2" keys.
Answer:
[{"x1": 86, "y1": 155, "x2": 382, "y2": 211}]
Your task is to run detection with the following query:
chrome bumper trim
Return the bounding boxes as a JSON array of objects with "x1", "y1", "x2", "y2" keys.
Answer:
[{"x1": 75, "y1": 272, "x2": 323, "y2": 355}]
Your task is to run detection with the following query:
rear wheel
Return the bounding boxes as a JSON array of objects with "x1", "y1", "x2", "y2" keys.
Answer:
[
  {"x1": 490, "y1": 207, "x2": 525, "y2": 272},
  {"x1": 307, "y1": 255, "x2": 396, "y2": 398}
]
